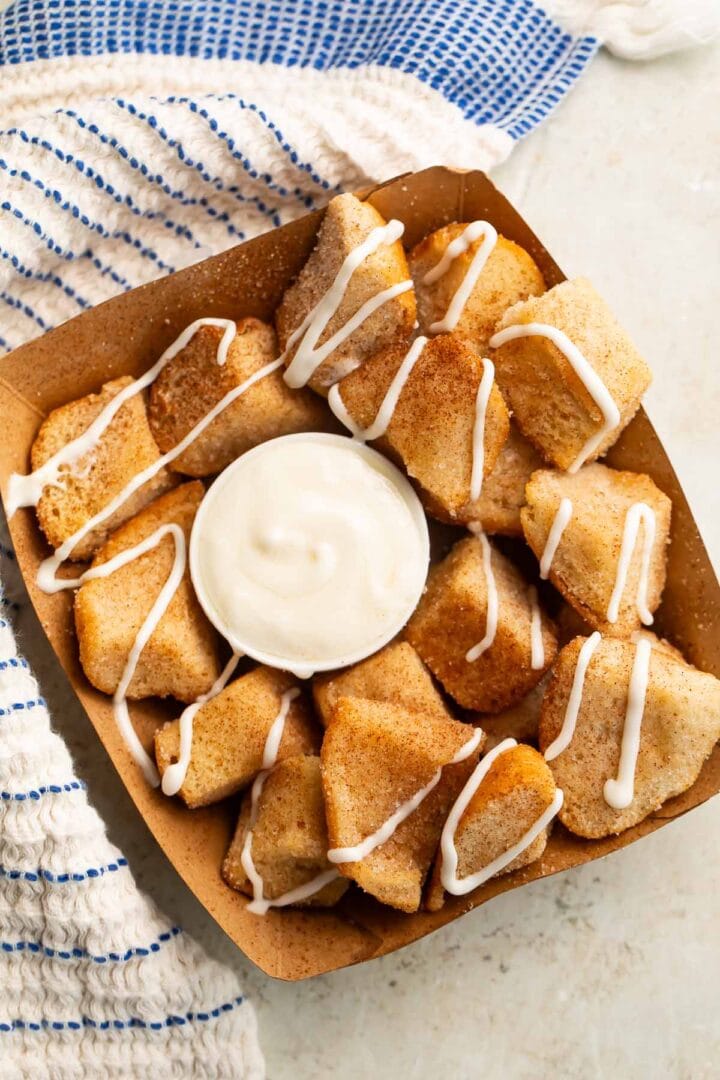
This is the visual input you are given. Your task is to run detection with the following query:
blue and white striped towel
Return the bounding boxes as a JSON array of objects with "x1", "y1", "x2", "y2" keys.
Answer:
[{"x1": 0, "y1": 1, "x2": 715, "y2": 1075}]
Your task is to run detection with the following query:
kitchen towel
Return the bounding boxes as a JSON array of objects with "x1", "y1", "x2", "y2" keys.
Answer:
[{"x1": 0, "y1": 1, "x2": 715, "y2": 1076}]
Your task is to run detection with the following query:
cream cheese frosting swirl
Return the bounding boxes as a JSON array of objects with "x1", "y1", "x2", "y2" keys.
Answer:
[{"x1": 190, "y1": 433, "x2": 430, "y2": 678}]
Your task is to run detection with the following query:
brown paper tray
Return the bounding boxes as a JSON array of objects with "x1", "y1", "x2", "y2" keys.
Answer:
[{"x1": 1, "y1": 167, "x2": 719, "y2": 981}]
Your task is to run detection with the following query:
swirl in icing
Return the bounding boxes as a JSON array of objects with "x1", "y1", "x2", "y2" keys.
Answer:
[
  {"x1": 190, "y1": 434, "x2": 429, "y2": 678},
  {"x1": 326, "y1": 728, "x2": 484, "y2": 865},
  {"x1": 422, "y1": 221, "x2": 498, "y2": 334},
  {"x1": 489, "y1": 323, "x2": 621, "y2": 473},
  {"x1": 439, "y1": 737, "x2": 564, "y2": 896}
]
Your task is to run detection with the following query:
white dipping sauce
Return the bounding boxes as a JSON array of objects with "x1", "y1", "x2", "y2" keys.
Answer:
[{"x1": 190, "y1": 433, "x2": 429, "y2": 677}]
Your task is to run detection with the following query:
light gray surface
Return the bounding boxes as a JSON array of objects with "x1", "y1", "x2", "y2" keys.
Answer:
[{"x1": 13, "y1": 41, "x2": 720, "y2": 1080}]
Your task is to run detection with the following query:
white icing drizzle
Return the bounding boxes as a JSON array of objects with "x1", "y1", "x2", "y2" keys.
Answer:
[
  {"x1": 440, "y1": 737, "x2": 564, "y2": 896},
  {"x1": 5, "y1": 317, "x2": 237, "y2": 519},
  {"x1": 191, "y1": 434, "x2": 428, "y2": 676},
  {"x1": 245, "y1": 863, "x2": 340, "y2": 916},
  {"x1": 35, "y1": 354, "x2": 284, "y2": 590},
  {"x1": 489, "y1": 323, "x2": 621, "y2": 472},
  {"x1": 111, "y1": 525, "x2": 186, "y2": 787},
  {"x1": 36, "y1": 522, "x2": 188, "y2": 786},
  {"x1": 606, "y1": 502, "x2": 657, "y2": 626},
  {"x1": 282, "y1": 219, "x2": 412, "y2": 389},
  {"x1": 466, "y1": 532, "x2": 498, "y2": 662},
  {"x1": 241, "y1": 688, "x2": 342, "y2": 915},
  {"x1": 603, "y1": 636, "x2": 652, "y2": 810},
  {"x1": 160, "y1": 651, "x2": 243, "y2": 797},
  {"x1": 539, "y1": 497, "x2": 573, "y2": 580},
  {"x1": 528, "y1": 585, "x2": 545, "y2": 670},
  {"x1": 423, "y1": 221, "x2": 498, "y2": 334},
  {"x1": 329, "y1": 344, "x2": 495, "y2": 511},
  {"x1": 328, "y1": 336, "x2": 428, "y2": 442},
  {"x1": 8, "y1": 319, "x2": 284, "y2": 785},
  {"x1": 326, "y1": 728, "x2": 483, "y2": 865},
  {"x1": 544, "y1": 631, "x2": 602, "y2": 762},
  {"x1": 262, "y1": 687, "x2": 300, "y2": 769},
  {"x1": 469, "y1": 357, "x2": 495, "y2": 503}
]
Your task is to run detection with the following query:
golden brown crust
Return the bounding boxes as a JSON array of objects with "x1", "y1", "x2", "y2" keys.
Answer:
[
  {"x1": 521, "y1": 463, "x2": 671, "y2": 637},
  {"x1": 312, "y1": 640, "x2": 451, "y2": 726},
  {"x1": 32, "y1": 376, "x2": 174, "y2": 560},
  {"x1": 631, "y1": 630, "x2": 688, "y2": 665},
  {"x1": 468, "y1": 423, "x2": 544, "y2": 535},
  {"x1": 148, "y1": 319, "x2": 329, "y2": 476},
  {"x1": 154, "y1": 666, "x2": 321, "y2": 808},
  {"x1": 321, "y1": 696, "x2": 484, "y2": 912},
  {"x1": 539, "y1": 636, "x2": 720, "y2": 838},
  {"x1": 276, "y1": 193, "x2": 416, "y2": 394},
  {"x1": 29, "y1": 195, "x2": 686, "y2": 924},
  {"x1": 556, "y1": 605, "x2": 688, "y2": 663},
  {"x1": 222, "y1": 755, "x2": 348, "y2": 909},
  {"x1": 493, "y1": 278, "x2": 652, "y2": 470},
  {"x1": 477, "y1": 675, "x2": 550, "y2": 751},
  {"x1": 74, "y1": 482, "x2": 221, "y2": 702},
  {"x1": 409, "y1": 226, "x2": 546, "y2": 354},
  {"x1": 336, "y1": 333, "x2": 509, "y2": 522},
  {"x1": 405, "y1": 535, "x2": 558, "y2": 712},
  {"x1": 426, "y1": 743, "x2": 556, "y2": 910}
]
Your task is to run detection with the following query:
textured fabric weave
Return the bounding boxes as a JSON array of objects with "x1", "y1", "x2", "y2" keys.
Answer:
[
  {"x1": 0, "y1": 0, "x2": 713, "y2": 1075},
  {"x1": 0, "y1": 527, "x2": 264, "y2": 1077},
  {"x1": 0, "y1": 0, "x2": 602, "y2": 355},
  {"x1": 0, "y1": 0, "x2": 599, "y2": 138}
]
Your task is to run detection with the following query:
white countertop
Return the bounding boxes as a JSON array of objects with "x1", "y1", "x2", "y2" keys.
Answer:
[{"x1": 17, "y1": 40, "x2": 720, "y2": 1080}]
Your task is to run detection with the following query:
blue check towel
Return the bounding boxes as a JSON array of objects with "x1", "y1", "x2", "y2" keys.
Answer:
[{"x1": 0, "y1": 0, "x2": 714, "y2": 1075}]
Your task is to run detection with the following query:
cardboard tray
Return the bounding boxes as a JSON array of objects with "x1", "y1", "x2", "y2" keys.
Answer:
[{"x1": 1, "y1": 167, "x2": 719, "y2": 981}]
